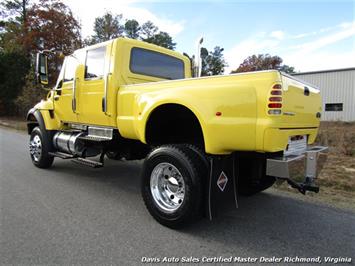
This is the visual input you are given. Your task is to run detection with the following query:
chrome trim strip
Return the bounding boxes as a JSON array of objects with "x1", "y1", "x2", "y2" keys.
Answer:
[{"x1": 88, "y1": 126, "x2": 113, "y2": 139}]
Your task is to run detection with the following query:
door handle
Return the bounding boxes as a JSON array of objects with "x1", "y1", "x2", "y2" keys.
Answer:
[
  {"x1": 72, "y1": 78, "x2": 77, "y2": 113},
  {"x1": 102, "y1": 73, "x2": 111, "y2": 115}
]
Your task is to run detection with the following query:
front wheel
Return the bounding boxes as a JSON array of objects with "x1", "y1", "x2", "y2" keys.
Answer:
[
  {"x1": 141, "y1": 145, "x2": 205, "y2": 228},
  {"x1": 29, "y1": 127, "x2": 54, "y2": 168}
]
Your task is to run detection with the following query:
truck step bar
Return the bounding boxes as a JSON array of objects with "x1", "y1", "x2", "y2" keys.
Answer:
[
  {"x1": 77, "y1": 135, "x2": 111, "y2": 142},
  {"x1": 49, "y1": 151, "x2": 77, "y2": 159},
  {"x1": 72, "y1": 157, "x2": 104, "y2": 168}
]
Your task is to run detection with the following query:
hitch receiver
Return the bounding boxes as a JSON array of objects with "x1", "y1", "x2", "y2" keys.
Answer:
[{"x1": 266, "y1": 146, "x2": 328, "y2": 194}]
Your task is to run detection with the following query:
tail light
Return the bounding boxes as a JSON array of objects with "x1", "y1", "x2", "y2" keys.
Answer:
[
  {"x1": 268, "y1": 84, "x2": 282, "y2": 115},
  {"x1": 269, "y1": 97, "x2": 282, "y2": 102},
  {"x1": 268, "y1": 103, "x2": 282, "y2": 108},
  {"x1": 271, "y1": 90, "x2": 282, "y2": 95}
]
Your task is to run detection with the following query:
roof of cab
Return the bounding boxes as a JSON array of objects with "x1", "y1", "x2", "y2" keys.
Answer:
[{"x1": 74, "y1": 37, "x2": 188, "y2": 62}]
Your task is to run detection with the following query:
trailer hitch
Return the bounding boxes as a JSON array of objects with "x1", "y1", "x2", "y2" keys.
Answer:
[
  {"x1": 205, "y1": 146, "x2": 328, "y2": 219},
  {"x1": 284, "y1": 176, "x2": 319, "y2": 194},
  {"x1": 266, "y1": 146, "x2": 328, "y2": 195}
]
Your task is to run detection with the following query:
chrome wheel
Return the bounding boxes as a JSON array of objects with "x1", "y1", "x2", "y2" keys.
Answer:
[
  {"x1": 150, "y1": 162, "x2": 185, "y2": 213},
  {"x1": 29, "y1": 134, "x2": 42, "y2": 162}
]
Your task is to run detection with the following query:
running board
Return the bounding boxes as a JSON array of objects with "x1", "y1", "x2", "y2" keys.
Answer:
[
  {"x1": 49, "y1": 151, "x2": 77, "y2": 159},
  {"x1": 72, "y1": 157, "x2": 104, "y2": 168},
  {"x1": 78, "y1": 135, "x2": 111, "y2": 142}
]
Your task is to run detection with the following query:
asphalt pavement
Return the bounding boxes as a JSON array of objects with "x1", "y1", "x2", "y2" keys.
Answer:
[{"x1": 1, "y1": 127, "x2": 354, "y2": 265}]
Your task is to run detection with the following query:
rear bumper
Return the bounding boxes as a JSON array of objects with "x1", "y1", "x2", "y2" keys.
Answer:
[
  {"x1": 262, "y1": 127, "x2": 319, "y2": 152},
  {"x1": 266, "y1": 146, "x2": 328, "y2": 193}
]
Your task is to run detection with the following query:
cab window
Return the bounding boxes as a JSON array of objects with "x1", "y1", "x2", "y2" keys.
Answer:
[
  {"x1": 63, "y1": 56, "x2": 77, "y2": 82},
  {"x1": 85, "y1": 47, "x2": 106, "y2": 79},
  {"x1": 130, "y1": 47, "x2": 184, "y2": 80}
]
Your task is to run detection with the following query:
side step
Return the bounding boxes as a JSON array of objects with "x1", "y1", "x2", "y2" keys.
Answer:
[
  {"x1": 49, "y1": 151, "x2": 76, "y2": 159},
  {"x1": 72, "y1": 157, "x2": 103, "y2": 168},
  {"x1": 78, "y1": 135, "x2": 111, "y2": 142}
]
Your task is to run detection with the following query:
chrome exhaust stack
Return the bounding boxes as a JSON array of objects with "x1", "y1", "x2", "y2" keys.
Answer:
[{"x1": 266, "y1": 146, "x2": 328, "y2": 194}]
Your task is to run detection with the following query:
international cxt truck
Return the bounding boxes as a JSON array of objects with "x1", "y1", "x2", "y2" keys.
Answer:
[{"x1": 27, "y1": 37, "x2": 328, "y2": 228}]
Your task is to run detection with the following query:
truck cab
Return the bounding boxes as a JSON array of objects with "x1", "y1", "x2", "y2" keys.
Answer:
[
  {"x1": 28, "y1": 37, "x2": 328, "y2": 228},
  {"x1": 50, "y1": 38, "x2": 191, "y2": 127}
]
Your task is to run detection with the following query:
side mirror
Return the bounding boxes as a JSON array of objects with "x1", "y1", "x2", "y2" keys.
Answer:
[{"x1": 35, "y1": 53, "x2": 49, "y2": 85}]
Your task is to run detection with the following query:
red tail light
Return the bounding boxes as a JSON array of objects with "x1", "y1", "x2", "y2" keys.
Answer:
[
  {"x1": 268, "y1": 103, "x2": 282, "y2": 108},
  {"x1": 268, "y1": 84, "x2": 283, "y2": 114},
  {"x1": 269, "y1": 97, "x2": 282, "y2": 102},
  {"x1": 271, "y1": 90, "x2": 282, "y2": 95}
]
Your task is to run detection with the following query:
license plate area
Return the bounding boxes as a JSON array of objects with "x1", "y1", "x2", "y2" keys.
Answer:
[{"x1": 284, "y1": 135, "x2": 307, "y2": 156}]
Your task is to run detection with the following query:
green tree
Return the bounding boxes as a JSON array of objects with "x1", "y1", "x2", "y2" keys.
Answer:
[
  {"x1": 0, "y1": 0, "x2": 31, "y2": 53},
  {"x1": 144, "y1": 31, "x2": 176, "y2": 50},
  {"x1": 279, "y1": 64, "x2": 296, "y2": 74},
  {"x1": 25, "y1": 0, "x2": 82, "y2": 85},
  {"x1": 140, "y1": 21, "x2": 158, "y2": 39},
  {"x1": 1, "y1": 0, "x2": 29, "y2": 20},
  {"x1": 124, "y1": 19, "x2": 140, "y2": 39},
  {"x1": 201, "y1": 46, "x2": 227, "y2": 76},
  {"x1": 0, "y1": 51, "x2": 30, "y2": 115},
  {"x1": 91, "y1": 12, "x2": 124, "y2": 43},
  {"x1": 14, "y1": 70, "x2": 46, "y2": 117},
  {"x1": 231, "y1": 54, "x2": 296, "y2": 74},
  {"x1": 0, "y1": 0, "x2": 81, "y2": 115},
  {"x1": 88, "y1": 17, "x2": 177, "y2": 50}
]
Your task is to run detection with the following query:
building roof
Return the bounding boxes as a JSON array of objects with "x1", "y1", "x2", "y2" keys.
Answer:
[{"x1": 293, "y1": 67, "x2": 355, "y2": 76}]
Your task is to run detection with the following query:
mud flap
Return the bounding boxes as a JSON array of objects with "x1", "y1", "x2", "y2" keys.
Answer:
[{"x1": 206, "y1": 154, "x2": 238, "y2": 220}]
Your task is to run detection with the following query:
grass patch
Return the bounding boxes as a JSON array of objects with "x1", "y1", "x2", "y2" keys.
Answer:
[
  {"x1": 0, "y1": 116, "x2": 27, "y2": 131},
  {"x1": 275, "y1": 121, "x2": 355, "y2": 210}
]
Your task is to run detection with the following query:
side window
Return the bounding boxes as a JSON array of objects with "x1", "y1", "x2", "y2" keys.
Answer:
[
  {"x1": 85, "y1": 47, "x2": 106, "y2": 79},
  {"x1": 130, "y1": 47, "x2": 184, "y2": 80},
  {"x1": 63, "y1": 56, "x2": 77, "y2": 82}
]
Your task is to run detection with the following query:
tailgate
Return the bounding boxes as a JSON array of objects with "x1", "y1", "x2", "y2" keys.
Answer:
[{"x1": 279, "y1": 73, "x2": 321, "y2": 127}]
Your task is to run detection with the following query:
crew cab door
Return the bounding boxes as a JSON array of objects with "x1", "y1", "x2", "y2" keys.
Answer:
[
  {"x1": 77, "y1": 42, "x2": 114, "y2": 126},
  {"x1": 53, "y1": 56, "x2": 79, "y2": 123}
]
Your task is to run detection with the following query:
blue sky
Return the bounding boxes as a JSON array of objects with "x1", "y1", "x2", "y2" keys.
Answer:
[{"x1": 64, "y1": 0, "x2": 355, "y2": 72}]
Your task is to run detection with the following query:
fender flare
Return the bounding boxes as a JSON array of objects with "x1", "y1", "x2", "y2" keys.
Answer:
[
  {"x1": 26, "y1": 108, "x2": 55, "y2": 151},
  {"x1": 26, "y1": 108, "x2": 46, "y2": 135}
]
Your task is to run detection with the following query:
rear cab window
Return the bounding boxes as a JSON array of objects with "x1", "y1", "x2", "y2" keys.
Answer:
[{"x1": 130, "y1": 47, "x2": 184, "y2": 80}]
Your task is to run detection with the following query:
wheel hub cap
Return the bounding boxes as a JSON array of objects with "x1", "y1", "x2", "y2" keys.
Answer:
[
  {"x1": 150, "y1": 162, "x2": 185, "y2": 213},
  {"x1": 29, "y1": 135, "x2": 42, "y2": 162}
]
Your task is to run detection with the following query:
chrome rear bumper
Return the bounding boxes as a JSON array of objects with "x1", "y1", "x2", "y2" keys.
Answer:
[{"x1": 266, "y1": 146, "x2": 328, "y2": 194}]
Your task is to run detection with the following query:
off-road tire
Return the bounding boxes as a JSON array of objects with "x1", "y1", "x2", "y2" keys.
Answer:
[
  {"x1": 141, "y1": 145, "x2": 206, "y2": 228},
  {"x1": 29, "y1": 127, "x2": 54, "y2": 168}
]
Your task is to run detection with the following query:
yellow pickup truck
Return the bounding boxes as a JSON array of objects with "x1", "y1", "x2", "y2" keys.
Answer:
[{"x1": 27, "y1": 37, "x2": 327, "y2": 228}]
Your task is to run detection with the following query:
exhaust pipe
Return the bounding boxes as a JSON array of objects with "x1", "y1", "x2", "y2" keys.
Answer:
[{"x1": 194, "y1": 37, "x2": 204, "y2": 77}]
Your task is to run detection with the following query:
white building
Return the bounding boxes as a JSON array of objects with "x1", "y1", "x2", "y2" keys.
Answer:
[{"x1": 293, "y1": 68, "x2": 355, "y2": 122}]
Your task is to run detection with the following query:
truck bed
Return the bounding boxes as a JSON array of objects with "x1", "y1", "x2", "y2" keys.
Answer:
[{"x1": 118, "y1": 70, "x2": 322, "y2": 154}]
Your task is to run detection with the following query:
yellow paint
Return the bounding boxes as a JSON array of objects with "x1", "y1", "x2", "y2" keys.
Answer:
[{"x1": 33, "y1": 37, "x2": 321, "y2": 155}]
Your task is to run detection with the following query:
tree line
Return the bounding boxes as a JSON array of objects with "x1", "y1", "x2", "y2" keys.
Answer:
[{"x1": 0, "y1": 0, "x2": 295, "y2": 117}]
